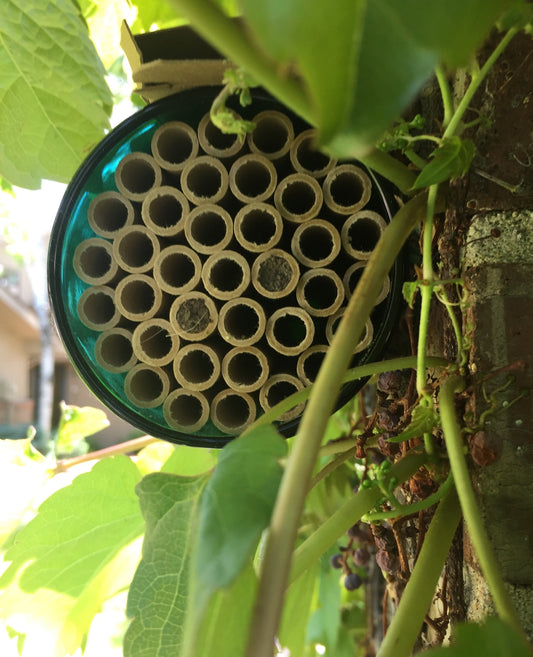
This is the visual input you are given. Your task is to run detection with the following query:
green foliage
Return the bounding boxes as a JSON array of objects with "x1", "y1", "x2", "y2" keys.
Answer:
[
  {"x1": 56, "y1": 401, "x2": 110, "y2": 455},
  {"x1": 413, "y1": 137, "x2": 476, "y2": 189}
]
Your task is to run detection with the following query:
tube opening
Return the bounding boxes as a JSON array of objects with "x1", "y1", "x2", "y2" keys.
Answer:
[
  {"x1": 281, "y1": 181, "x2": 316, "y2": 215},
  {"x1": 330, "y1": 172, "x2": 364, "y2": 208},
  {"x1": 79, "y1": 290, "x2": 116, "y2": 327},
  {"x1": 208, "y1": 258, "x2": 244, "y2": 293},
  {"x1": 189, "y1": 209, "x2": 228, "y2": 247},
  {"x1": 177, "y1": 349, "x2": 215, "y2": 385},
  {"x1": 347, "y1": 217, "x2": 382, "y2": 253},
  {"x1": 116, "y1": 230, "x2": 155, "y2": 270},
  {"x1": 212, "y1": 392, "x2": 254, "y2": 432},
  {"x1": 158, "y1": 251, "x2": 196, "y2": 289},
  {"x1": 225, "y1": 351, "x2": 263, "y2": 387},
  {"x1": 152, "y1": 123, "x2": 197, "y2": 168},
  {"x1": 291, "y1": 132, "x2": 335, "y2": 177},
  {"x1": 249, "y1": 112, "x2": 293, "y2": 158},
  {"x1": 298, "y1": 226, "x2": 333, "y2": 262},
  {"x1": 117, "y1": 279, "x2": 156, "y2": 316},
  {"x1": 299, "y1": 349, "x2": 326, "y2": 383},
  {"x1": 138, "y1": 325, "x2": 173, "y2": 360},
  {"x1": 344, "y1": 263, "x2": 364, "y2": 295},
  {"x1": 301, "y1": 275, "x2": 340, "y2": 311},
  {"x1": 127, "y1": 367, "x2": 164, "y2": 404},
  {"x1": 181, "y1": 158, "x2": 227, "y2": 202},
  {"x1": 232, "y1": 158, "x2": 275, "y2": 200},
  {"x1": 148, "y1": 194, "x2": 184, "y2": 229},
  {"x1": 118, "y1": 158, "x2": 157, "y2": 196},
  {"x1": 272, "y1": 314, "x2": 307, "y2": 348},
  {"x1": 95, "y1": 330, "x2": 135, "y2": 372},
  {"x1": 221, "y1": 304, "x2": 259, "y2": 340},
  {"x1": 266, "y1": 379, "x2": 298, "y2": 406},
  {"x1": 165, "y1": 391, "x2": 206, "y2": 429},
  {"x1": 239, "y1": 208, "x2": 276, "y2": 245},
  {"x1": 79, "y1": 245, "x2": 112, "y2": 280},
  {"x1": 203, "y1": 119, "x2": 239, "y2": 151},
  {"x1": 89, "y1": 194, "x2": 131, "y2": 236}
]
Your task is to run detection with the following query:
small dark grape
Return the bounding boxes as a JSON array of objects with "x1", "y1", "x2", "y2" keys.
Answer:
[
  {"x1": 344, "y1": 572, "x2": 363, "y2": 591},
  {"x1": 375, "y1": 549, "x2": 400, "y2": 575},
  {"x1": 346, "y1": 523, "x2": 372, "y2": 543},
  {"x1": 353, "y1": 547, "x2": 370, "y2": 566},
  {"x1": 329, "y1": 553, "x2": 344, "y2": 569}
]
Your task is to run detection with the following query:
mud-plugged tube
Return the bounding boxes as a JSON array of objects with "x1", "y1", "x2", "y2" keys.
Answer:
[
  {"x1": 251, "y1": 249, "x2": 300, "y2": 299},
  {"x1": 169, "y1": 291, "x2": 218, "y2": 341}
]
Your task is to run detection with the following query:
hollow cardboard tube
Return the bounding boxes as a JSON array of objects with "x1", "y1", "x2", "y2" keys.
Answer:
[
  {"x1": 151, "y1": 120, "x2": 199, "y2": 172},
  {"x1": 229, "y1": 154, "x2": 277, "y2": 203},
  {"x1": 289, "y1": 129, "x2": 337, "y2": 178},
  {"x1": 112, "y1": 226, "x2": 160, "y2": 274},
  {"x1": 173, "y1": 342, "x2": 221, "y2": 391},
  {"x1": 184, "y1": 204, "x2": 233, "y2": 255},
  {"x1": 265, "y1": 307, "x2": 315, "y2": 356},
  {"x1": 88, "y1": 191, "x2": 135, "y2": 238},
  {"x1": 234, "y1": 202, "x2": 283, "y2": 253},
  {"x1": 77, "y1": 286, "x2": 121, "y2": 331},
  {"x1": 180, "y1": 155, "x2": 229, "y2": 205},
  {"x1": 115, "y1": 274, "x2": 163, "y2": 322},
  {"x1": 274, "y1": 173, "x2": 323, "y2": 223},
  {"x1": 141, "y1": 185, "x2": 190, "y2": 237},
  {"x1": 342, "y1": 261, "x2": 391, "y2": 305},
  {"x1": 115, "y1": 152, "x2": 163, "y2": 202},
  {"x1": 341, "y1": 210, "x2": 387, "y2": 259},
  {"x1": 296, "y1": 345, "x2": 329, "y2": 386},
  {"x1": 326, "y1": 309, "x2": 374, "y2": 353},
  {"x1": 169, "y1": 291, "x2": 218, "y2": 341},
  {"x1": 124, "y1": 363, "x2": 170, "y2": 409},
  {"x1": 218, "y1": 297, "x2": 266, "y2": 346},
  {"x1": 197, "y1": 112, "x2": 244, "y2": 158},
  {"x1": 94, "y1": 328, "x2": 137, "y2": 373},
  {"x1": 211, "y1": 388, "x2": 256, "y2": 434},
  {"x1": 201, "y1": 250, "x2": 251, "y2": 300},
  {"x1": 291, "y1": 219, "x2": 341, "y2": 268},
  {"x1": 295, "y1": 268, "x2": 345, "y2": 317},
  {"x1": 73, "y1": 238, "x2": 119, "y2": 285},
  {"x1": 251, "y1": 249, "x2": 300, "y2": 299},
  {"x1": 247, "y1": 110, "x2": 294, "y2": 160},
  {"x1": 322, "y1": 164, "x2": 372, "y2": 215},
  {"x1": 132, "y1": 318, "x2": 180, "y2": 367},
  {"x1": 259, "y1": 373, "x2": 305, "y2": 422},
  {"x1": 221, "y1": 346, "x2": 269, "y2": 393},
  {"x1": 153, "y1": 244, "x2": 202, "y2": 295},
  {"x1": 163, "y1": 388, "x2": 210, "y2": 432}
]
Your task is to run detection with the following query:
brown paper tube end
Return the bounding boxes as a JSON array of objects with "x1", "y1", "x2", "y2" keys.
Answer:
[
  {"x1": 202, "y1": 250, "x2": 251, "y2": 300},
  {"x1": 229, "y1": 154, "x2": 277, "y2": 203},
  {"x1": 234, "y1": 203, "x2": 283, "y2": 253},
  {"x1": 124, "y1": 363, "x2": 170, "y2": 408},
  {"x1": 221, "y1": 346, "x2": 269, "y2": 393},
  {"x1": 151, "y1": 121, "x2": 199, "y2": 172},
  {"x1": 259, "y1": 374, "x2": 305, "y2": 422},
  {"x1": 115, "y1": 274, "x2": 163, "y2": 322},
  {"x1": 141, "y1": 186, "x2": 190, "y2": 237},
  {"x1": 184, "y1": 204, "x2": 233, "y2": 254},
  {"x1": 218, "y1": 297, "x2": 266, "y2": 346},
  {"x1": 266, "y1": 307, "x2": 315, "y2": 356},
  {"x1": 88, "y1": 191, "x2": 135, "y2": 238},
  {"x1": 95, "y1": 328, "x2": 137, "y2": 373},
  {"x1": 274, "y1": 173, "x2": 323, "y2": 223},
  {"x1": 163, "y1": 389, "x2": 210, "y2": 432},
  {"x1": 211, "y1": 389, "x2": 256, "y2": 434},
  {"x1": 323, "y1": 164, "x2": 372, "y2": 215},
  {"x1": 154, "y1": 245, "x2": 202, "y2": 294},
  {"x1": 173, "y1": 343, "x2": 221, "y2": 391},
  {"x1": 296, "y1": 268, "x2": 344, "y2": 317},
  {"x1": 132, "y1": 318, "x2": 179, "y2": 366},
  {"x1": 180, "y1": 155, "x2": 229, "y2": 205},
  {"x1": 113, "y1": 226, "x2": 160, "y2": 274},
  {"x1": 77, "y1": 286, "x2": 121, "y2": 331},
  {"x1": 291, "y1": 219, "x2": 341, "y2": 269},
  {"x1": 115, "y1": 152, "x2": 162, "y2": 201},
  {"x1": 73, "y1": 238, "x2": 119, "y2": 286}
]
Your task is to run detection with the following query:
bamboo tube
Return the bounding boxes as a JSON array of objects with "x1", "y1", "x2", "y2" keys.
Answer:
[
  {"x1": 151, "y1": 120, "x2": 199, "y2": 172},
  {"x1": 211, "y1": 388, "x2": 256, "y2": 434},
  {"x1": 201, "y1": 250, "x2": 251, "y2": 300},
  {"x1": 124, "y1": 363, "x2": 170, "y2": 409},
  {"x1": 221, "y1": 346, "x2": 269, "y2": 393},
  {"x1": 296, "y1": 345, "x2": 328, "y2": 386},
  {"x1": 112, "y1": 226, "x2": 160, "y2": 274},
  {"x1": 247, "y1": 110, "x2": 294, "y2": 160},
  {"x1": 184, "y1": 204, "x2": 233, "y2": 255},
  {"x1": 274, "y1": 172, "x2": 323, "y2": 223},
  {"x1": 218, "y1": 297, "x2": 266, "y2": 347},
  {"x1": 115, "y1": 152, "x2": 163, "y2": 202},
  {"x1": 265, "y1": 307, "x2": 315, "y2": 356},
  {"x1": 169, "y1": 291, "x2": 218, "y2": 341},
  {"x1": 132, "y1": 318, "x2": 179, "y2": 367},
  {"x1": 88, "y1": 191, "x2": 135, "y2": 239},
  {"x1": 180, "y1": 155, "x2": 229, "y2": 205},
  {"x1": 322, "y1": 164, "x2": 372, "y2": 215},
  {"x1": 229, "y1": 154, "x2": 277, "y2": 203},
  {"x1": 326, "y1": 310, "x2": 374, "y2": 353},
  {"x1": 94, "y1": 328, "x2": 137, "y2": 373},
  {"x1": 341, "y1": 210, "x2": 387, "y2": 259},
  {"x1": 295, "y1": 268, "x2": 344, "y2": 317},
  {"x1": 153, "y1": 245, "x2": 202, "y2": 295},
  {"x1": 163, "y1": 388, "x2": 210, "y2": 432},
  {"x1": 141, "y1": 185, "x2": 189, "y2": 237},
  {"x1": 115, "y1": 274, "x2": 163, "y2": 322},
  {"x1": 289, "y1": 129, "x2": 337, "y2": 178},
  {"x1": 73, "y1": 238, "x2": 119, "y2": 285},
  {"x1": 173, "y1": 342, "x2": 221, "y2": 391},
  {"x1": 197, "y1": 112, "x2": 244, "y2": 158},
  {"x1": 291, "y1": 219, "x2": 341, "y2": 268},
  {"x1": 342, "y1": 261, "x2": 391, "y2": 305},
  {"x1": 251, "y1": 249, "x2": 300, "y2": 299},
  {"x1": 259, "y1": 373, "x2": 305, "y2": 422},
  {"x1": 77, "y1": 286, "x2": 121, "y2": 331},
  {"x1": 234, "y1": 203, "x2": 283, "y2": 253}
]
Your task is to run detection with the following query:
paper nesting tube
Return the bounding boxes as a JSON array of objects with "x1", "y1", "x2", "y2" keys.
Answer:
[
  {"x1": 247, "y1": 110, "x2": 294, "y2": 160},
  {"x1": 296, "y1": 268, "x2": 344, "y2": 317},
  {"x1": 141, "y1": 186, "x2": 190, "y2": 237},
  {"x1": 266, "y1": 307, "x2": 315, "y2": 356},
  {"x1": 210, "y1": 388, "x2": 256, "y2": 434},
  {"x1": 132, "y1": 318, "x2": 179, "y2": 366},
  {"x1": 291, "y1": 219, "x2": 341, "y2": 269},
  {"x1": 73, "y1": 238, "x2": 119, "y2": 286},
  {"x1": 124, "y1": 363, "x2": 170, "y2": 409},
  {"x1": 115, "y1": 152, "x2": 163, "y2": 202},
  {"x1": 234, "y1": 203, "x2": 283, "y2": 253},
  {"x1": 341, "y1": 210, "x2": 387, "y2": 260},
  {"x1": 169, "y1": 291, "x2": 218, "y2": 341},
  {"x1": 163, "y1": 388, "x2": 210, "y2": 432},
  {"x1": 184, "y1": 204, "x2": 233, "y2": 254},
  {"x1": 251, "y1": 249, "x2": 300, "y2": 299},
  {"x1": 115, "y1": 274, "x2": 163, "y2": 322},
  {"x1": 150, "y1": 120, "x2": 199, "y2": 172},
  {"x1": 94, "y1": 328, "x2": 137, "y2": 373},
  {"x1": 180, "y1": 155, "x2": 228, "y2": 205},
  {"x1": 289, "y1": 129, "x2": 337, "y2": 178},
  {"x1": 322, "y1": 164, "x2": 372, "y2": 215},
  {"x1": 326, "y1": 309, "x2": 374, "y2": 353},
  {"x1": 88, "y1": 191, "x2": 135, "y2": 239},
  {"x1": 173, "y1": 342, "x2": 221, "y2": 391},
  {"x1": 274, "y1": 173, "x2": 323, "y2": 223},
  {"x1": 296, "y1": 345, "x2": 328, "y2": 386},
  {"x1": 221, "y1": 346, "x2": 269, "y2": 393},
  {"x1": 201, "y1": 250, "x2": 250, "y2": 300},
  {"x1": 77, "y1": 286, "x2": 121, "y2": 331},
  {"x1": 112, "y1": 226, "x2": 160, "y2": 274},
  {"x1": 153, "y1": 244, "x2": 202, "y2": 294},
  {"x1": 342, "y1": 261, "x2": 391, "y2": 305},
  {"x1": 197, "y1": 112, "x2": 244, "y2": 159},
  {"x1": 229, "y1": 154, "x2": 277, "y2": 203},
  {"x1": 259, "y1": 373, "x2": 305, "y2": 422},
  {"x1": 218, "y1": 297, "x2": 266, "y2": 347}
]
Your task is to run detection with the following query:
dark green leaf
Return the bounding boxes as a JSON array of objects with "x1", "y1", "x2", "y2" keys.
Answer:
[{"x1": 413, "y1": 137, "x2": 476, "y2": 189}]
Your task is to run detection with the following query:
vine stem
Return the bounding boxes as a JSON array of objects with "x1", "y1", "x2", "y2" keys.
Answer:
[
  {"x1": 435, "y1": 66, "x2": 453, "y2": 128},
  {"x1": 54, "y1": 435, "x2": 158, "y2": 472}
]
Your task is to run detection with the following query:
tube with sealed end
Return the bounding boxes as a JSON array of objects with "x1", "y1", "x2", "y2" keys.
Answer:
[
  {"x1": 180, "y1": 155, "x2": 229, "y2": 205},
  {"x1": 221, "y1": 346, "x2": 269, "y2": 393},
  {"x1": 218, "y1": 297, "x2": 266, "y2": 346},
  {"x1": 94, "y1": 328, "x2": 137, "y2": 373},
  {"x1": 163, "y1": 388, "x2": 210, "y2": 432},
  {"x1": 77, "y1": 286, "x2": 121, "y2": 331},
  {"x1": 322, "y1": 164, "x2": 372, "y2": 215},
  {"x1": 73, "y1": 238, "x2": 119, "y2": 286},
  {"x1": 274, "y1": 173, "x2": 323, "y2": 223},
  {"x1": 132, "y1": 318, "x2": 179, "y2": 367},
  {"x1": 124, "y1": 363, "x2": 170, "y2": 409},
  {"x1": 247, "y1": 110, "x2": 294, "y2": 160},
  {"x1": 201, "y1": 250, "x2": 250, "y2": 300},
  {"x1": 88, "y1": 191, "x2": 135, "y2": 239},
  {"x1": 341, "y1": 210, "x2": 387, "y2": 260},
  {"x1": 289, "y1": 129, "x2": 337, "y2": 178},
  {"x1": 326, "y1": 310, "x2": 374, "y2": 353},
  {"x1": 141, "y1": 186, "x2": 189, "y2": 237},
  {"x1": 153, "y1": 245, "x2": 202, "y2": 295},
  {"x1": 197, "y1": 112, "x2": 245, "y2": 159},
  {"x1": 112, "y1": 226, "x2": 160, "y2": 274},
  {"x1": 266, "y1": 307, "x2": 315, "y2": 356},
  {"x1": 169, "y1": 291, "x2": 218, "y2": 341},
  {"x1": 173, "y1": 342, "x2": 221, "y2": 391},
  {"x1": 115, "y1": 274, "x2": 163, "y2": 322},
  {"x1": 296, "y1": 345, "x2": 328, "y2": 386},
  {"x1": 211, "y1": 389, "x2": 256, "y2": 434},
  {"x1": 115, "y1": 152, "x2": 162, "y2": 202},
  {"x1": 291, "y1": 219, "x2": 341, "y2": 268},
  {"x1": 234, "y1": 203, "x2": 283, "y2": 253},
  {"x1": 296, "y1": 268, "x2": 344, "y2": 317},
  {"x1": 251, "y1": 249, "x2": 299, "y2": 299},
  {"x1": 151, "y1": 120, "x2": 199, "y2": 172},
  {"x1": 229, "y1": 154, "x2": 277, "y2": 203},
  {"x1": 342, "y1": 261, "x2": 391, "y2": 305},
  {"x1": 184, "y1": 204, "x2": 233, "y2": 255},
  {"x1": 259, "y1": 373, "x2": 305, "y2": 422}
]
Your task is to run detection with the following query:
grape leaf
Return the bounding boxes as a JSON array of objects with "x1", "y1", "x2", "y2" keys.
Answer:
[
  {"x1": 56, "y1": 402, "x2": 109, "y2": 455},
  {"x1": 413, "y1": 137, "x2": 476, "y2": 189},
  {"x1": 278, "y1": 563, "x2": 319, "y2": 657}
]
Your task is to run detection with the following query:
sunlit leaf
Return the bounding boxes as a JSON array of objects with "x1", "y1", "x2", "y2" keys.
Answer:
[{"x1": 56, "y1": 402, "x2": 109, "y2": 454}]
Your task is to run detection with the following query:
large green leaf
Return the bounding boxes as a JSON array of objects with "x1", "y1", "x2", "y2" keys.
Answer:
[
  {"x1": 0, "y1": 0, "x2": 112, "y2": 188},
  {"x1": 278, "y1": 562, "x2": 319, "y2": 657}
]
